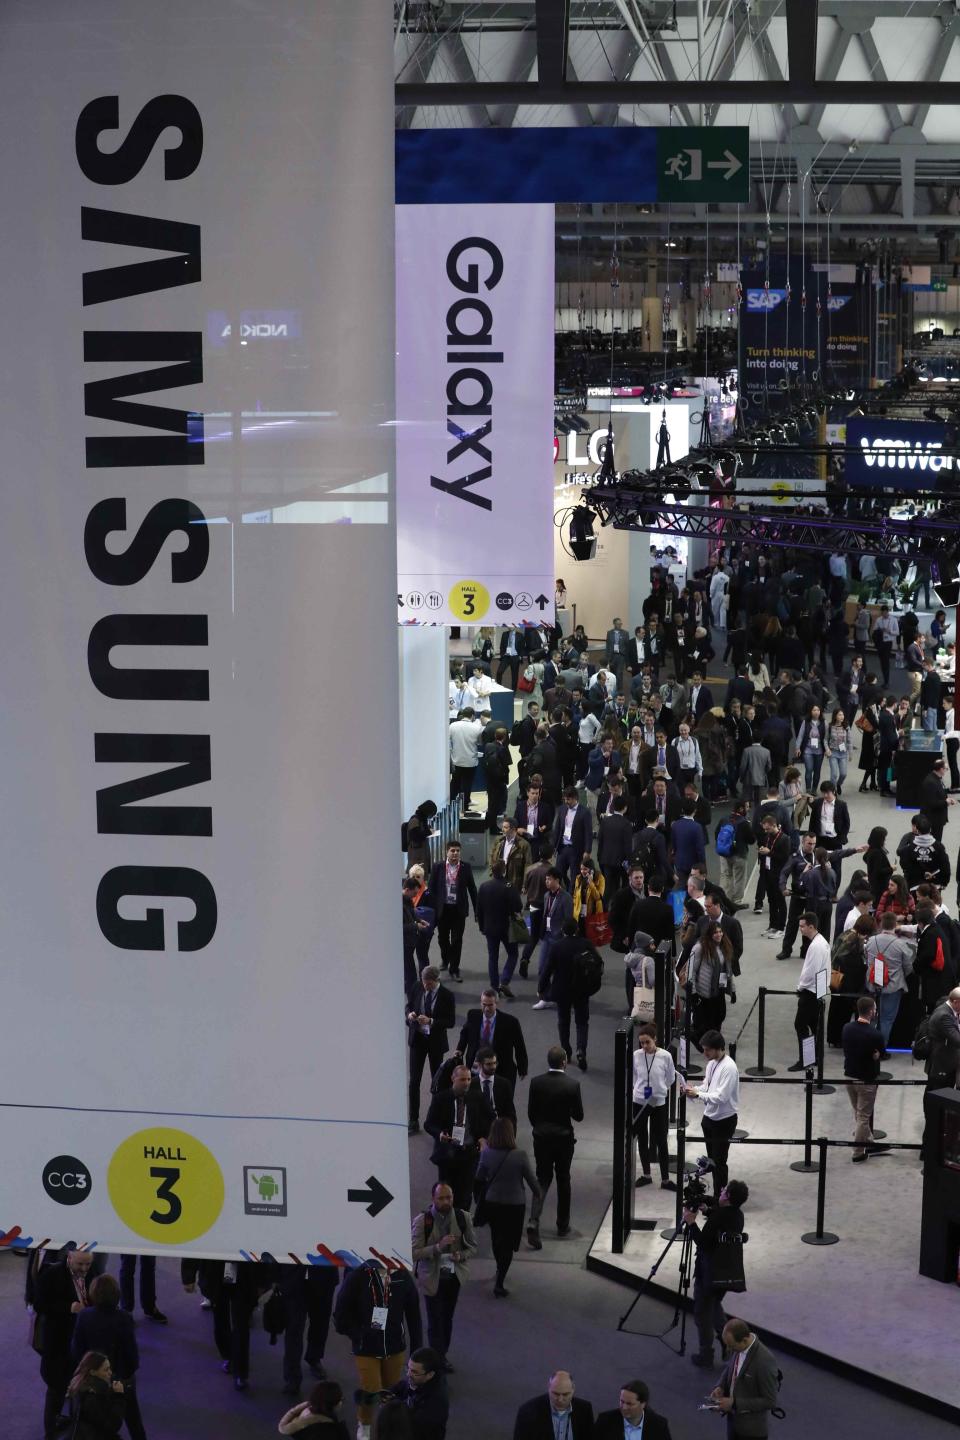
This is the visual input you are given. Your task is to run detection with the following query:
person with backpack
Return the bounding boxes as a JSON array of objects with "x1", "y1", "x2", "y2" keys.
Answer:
[
  {"x1": 716, "y1": 799, "x2": 754, "y2": 906},
  {"x1": 332, "y1": 1259, "x2": 422, "y2": 1438},
  {"x1": 410, "y1": 1182, "x2": 477, "y2": 1372},
  {"x1": 537, "y1": 920, "x2": 602, "y2": 1072},
  {"x1": 865, "y1": 911, "x2": 915, "y2": 1047}
]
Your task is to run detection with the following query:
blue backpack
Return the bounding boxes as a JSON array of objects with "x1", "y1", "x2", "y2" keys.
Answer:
[{"x1": 715, "y1": 821, "x2": 736, "y2": 858}]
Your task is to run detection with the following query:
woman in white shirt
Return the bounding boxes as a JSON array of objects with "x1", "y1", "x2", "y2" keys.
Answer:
[
  {"x1": 633, "y1": 1024, "x2": 677, "y2": 1191},
  {"x1": 747, "y1": 653, "x2": 771, "y2": 693}
]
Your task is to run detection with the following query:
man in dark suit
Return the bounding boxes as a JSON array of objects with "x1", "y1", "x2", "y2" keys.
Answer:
[
  {"x1": 35, "y1": 1249, "x2": 96, "y2": 1437},
  {"x1": 426, "y1": 839, "x2": 478, "y2": 982},
  {"x1": 512, "y1": 1370, "x2": 594, "y2": 1440},
  {"x1": 407, "y1": 965, "x2": 457, "y2": 1134},
  {"x1": 593, "y1": 1380, "x2": 673, "y2": 1440},
  {"x1": 918, "y1": 757, "x2": 954, "y2": 842},
  {"x1": 469, "y1": 1046, "x2": 517, "y2": 1129},
  {"x1": 724, "y1": 669, "x2": 755, "y2": 710},
  {"x1": 510, "y1": 700, "x2": 542, "y2": 759},
  {"x1": 482, "y1": 726, "x2": 511, "y2": 835},
  {"x1": 627, "y1": 873, "x2": 676, "y2": 949},
  {"x1": 552, "y1": 786, "x2": 594, "y2": 885},
  {"x1": 807, "y1": 780, "x2": 851, "y2": 884},
  {"x1": 514, "y1": 781, "x2": 555, "y2": 862},
  {"x1": 627, "y1": 625, "x2": 652, "y2": 677},
  {"x1": 687, "y1": 669, "x2": 714, "y2": 722},
  {"x1": 497, "y1": 627, "x2": 525, "y2": 689},
  {"x1": 526, "y1": 1046, "x2": 584, "y2": 1246},
  {"x1": 597, "y1": 796, "x2": 635, "y2": 898},
  {"x1": 526, "y1": 725, "x2": 562, "y2": 805},
  {"x1": 642, "y1": 775, "x2": 682, "y2": 842},
  {"x1": 476, "y1": 862, "x2": 523, "y2": 995},
  {"x1": 711, "y1": 1318, "x2": 781, "y2": 1438},
  {"x1": 457, "y1": 989, "x2": 529, "y2": 1088},
  {"x1": 606, "y1": 617, "x2": 630, "y2": 686},
  {"x1": 424, "y1": 1063, "x2": 494, "y2": 1209}
]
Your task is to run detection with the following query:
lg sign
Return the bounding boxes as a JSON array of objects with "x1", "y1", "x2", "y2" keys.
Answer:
[{"x1": 553, "y1": 428, "x2": 615, "y2": 468}]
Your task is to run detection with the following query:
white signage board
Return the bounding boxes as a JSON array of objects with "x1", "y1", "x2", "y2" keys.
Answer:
[
  {"x1": 0, "y1": 0, "x2": 410, "y2": 1266},
  {"x1": 396, "y1": 203, "x2": 555, "y2": 627}
]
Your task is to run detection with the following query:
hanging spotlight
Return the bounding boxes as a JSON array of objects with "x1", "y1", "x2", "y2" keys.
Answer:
[{"x1": 569, "y1": 502, "x2": 598, "y2": 561}]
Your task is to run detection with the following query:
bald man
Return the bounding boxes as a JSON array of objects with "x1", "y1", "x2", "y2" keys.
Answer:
[{"x1": 512, "y1": 1369, "x2": 595, "y2": 1440}]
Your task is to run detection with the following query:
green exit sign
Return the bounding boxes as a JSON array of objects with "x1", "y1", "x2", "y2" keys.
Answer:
[
  {"x1": 932, "y1": 280, "x2": 948, "y2": 292},
  {"x1": 656, "y1": 127, "x2": 749, "y2": 203}
]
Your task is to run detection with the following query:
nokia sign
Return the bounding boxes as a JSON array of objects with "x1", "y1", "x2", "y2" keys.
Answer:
[{"x1": 846, "y1": 417, "x2": 952, "y2": 491}]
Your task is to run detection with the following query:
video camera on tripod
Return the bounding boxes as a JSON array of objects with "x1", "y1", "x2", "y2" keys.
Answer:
[{"x1": 682, "y1": 1155, "x2": 717, "y2": 1213}]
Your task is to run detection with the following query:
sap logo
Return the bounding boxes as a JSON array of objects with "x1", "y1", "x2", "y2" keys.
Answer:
[
  {"x1": 745, "y1": 289, "x2": 787, "y2": 312},
  {"x1": 220, "y1": 323, "x2": 289, "y2": 339},
  {"x1": 827, "y1": 295, "x2": 851, "y2": 312},
  {"x1": 860, "y1": 437, "x2": 953, "y2": 472}
]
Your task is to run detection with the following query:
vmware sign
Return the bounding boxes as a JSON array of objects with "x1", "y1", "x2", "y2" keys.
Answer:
[{"x1": 846, "y1": 416, "x2": 952, "y2": 491}]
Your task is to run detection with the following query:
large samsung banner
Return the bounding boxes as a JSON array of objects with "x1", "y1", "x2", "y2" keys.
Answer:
[
  {"x1": 396, "y1": 204, "x2": 555, "y2": 627},
  {"x1": 0, "y1": 1, "x2": 410, "y2": 1265}
]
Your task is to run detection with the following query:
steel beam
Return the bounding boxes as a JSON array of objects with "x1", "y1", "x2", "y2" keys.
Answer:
[
  {"x1": 535, "y1": 0, "x2": 570, "y2": 87},
  {"x1": 785, "y1": 0, "x2": 818, "y2": 85},
  {"x1": 395, "y1": 80, "x2": 960, "y2": 105}
]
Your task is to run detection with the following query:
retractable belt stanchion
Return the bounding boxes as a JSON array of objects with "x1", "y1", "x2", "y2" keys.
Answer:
[
  {"x1": 813, "y1": 999, "x2": 835, "y2": 1095},
  {"x1": 743, "y1": 986, "x2": 775, "y2": 1076},
  {"x1": 789, "y1": 1070, "x2": 820, "y2": 1173},
  {"x1": 801, "y1": 1137, "x2": 840, "y2": 1245}
]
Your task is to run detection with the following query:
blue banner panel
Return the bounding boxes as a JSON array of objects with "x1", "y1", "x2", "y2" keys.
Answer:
[
  {"x1": 846, "y1": 416, "x2": 950, "y2": 490},
  {"x1": 396, "y1": 127, "x2": 659, "y2": 203}
]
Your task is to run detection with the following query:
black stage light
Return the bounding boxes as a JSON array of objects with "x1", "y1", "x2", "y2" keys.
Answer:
[{"x1": 569, "y1": 503, "x2": 598, "y2": 561}]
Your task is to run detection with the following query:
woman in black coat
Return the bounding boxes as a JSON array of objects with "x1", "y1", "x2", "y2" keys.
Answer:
[
  {"x1": 67, "y1": 1351, "x2": 126, "y2": 1440},
  {"x1": 864, "y1": 826, "x2": 893, "y2": 905},
  {"x1": 826, "y1": 916, "x2": 874, "y2": 1047},
  {"x1": 70, "y1": 1275, "x2": 144, "y2": 1440},
  {"x1": 856, "y1": 701, "x2": 879, "y2": 791}
]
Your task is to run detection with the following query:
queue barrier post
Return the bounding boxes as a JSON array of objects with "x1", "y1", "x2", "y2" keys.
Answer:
[
  {"x1": 789, "y1": 1071, "x2": 820, "y2": 1173},
  {"x1": 801, "y1": 1137, "x2": 840, "y2": 1245},
  {"x1": 813, "y1": 1000, "x2": 835, "y2": 1096},
  {"x1": 745, "y1": 986, "x2": 776, "y2": 1077}
]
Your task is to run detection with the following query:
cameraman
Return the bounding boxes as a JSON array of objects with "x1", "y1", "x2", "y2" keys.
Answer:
[{"x1": 683, "y1": 1178, "x2": 749, "y2": 1370}]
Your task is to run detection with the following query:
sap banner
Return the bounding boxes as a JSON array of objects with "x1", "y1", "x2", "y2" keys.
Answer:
[
  {"x1": 396, "y1": 204, "x2": 555, "y2": 627},
  {"x1": 0, "y1": 0, "x2": 411, "y2": 1266}
]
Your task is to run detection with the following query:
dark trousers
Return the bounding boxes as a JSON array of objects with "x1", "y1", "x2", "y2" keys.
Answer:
[
  {"x1": 424, "y1": 1272, "x2": 460, "y2": 1358},
  {"x1": 759, "y1": 869, "x2": 786, "y2": 929},
  {"x1": 781, "y1": 894, "x2": 809, "y2": 957},
  {"x1": 437, "y1": 906, "x2": 467, "y2": 974},
  {"x1": 531, "y1": 1133, "x2": 576, "y2": 1231},
  {"x1": 436, "y1": 1147, "x2": 480, "y2": 1210},
  {"x1": 451, "y1": 765, "x2": 475, "y2": 807},
  {"x1": 408, "y1": 1035, "x2": 445, "y2": 1124},
  {"x1": 556, "y1": 996, "x2": 589, "y2": 1057},
  {"x1": 700, "y1": 1112, "x2": 737, "y2": 1195},
  {"x1": 488, "y1": 1202, "x2": 525, "y2": 1283},
  {"x1": 41, "y1": 1351, "x2": 71, "y2": 1438},
  {"x1": 279, "y1": 1267, "x2": 338, "y2": 1387},
  {"x1": 817, "y1": 834, "x2": 845, "y2": 887},
  {"x1": 693, "y1": 1269, "x2": 728, "y2": 1355},
  {"x1": 556, "y1": 843, "x2": 579, "y2": 886},
  {"x1": 795, "y1": 989, "x2": 820, "y2": 1061},
  {"x1": 213, "y1": 1288, "x2": 254, "y2": 1379},
  {"x1": 602, "y1": 865, "x2": 626, "y2": 899},
  {"x1": 635, "y1": 1102, "x2": 670, "y2": 1180},
  {"x1": 486, "y1": 932, "x2": 518, "y2": 989},
  {"x1": 692, "y1": 992, "x2": 726, "y2": 1047},
  {"x1": 485, "y1": 783, "x2": 508, "y2": 835},
  {"x1": 120, "y1": 1254, "x2": 156, "y2": 1313},
  {"x1": 948, "y1": 737, "x2": 960, "y2": 790},
  {"x1": 496, "y1": 655, "x2": 521, "y2": 689},
  {"x1": 875, "y1": 639, "x2": 892, "y2": 687},
  {"x1": 521, "y1": 906, "x2": 543, "y2": 963}
]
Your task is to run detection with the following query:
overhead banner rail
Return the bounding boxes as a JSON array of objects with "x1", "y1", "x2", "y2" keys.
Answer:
[{"x1": 395, "y1": 127, "x2": 749, "y2": 205}]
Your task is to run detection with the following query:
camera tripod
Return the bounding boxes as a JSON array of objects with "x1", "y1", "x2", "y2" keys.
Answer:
[{"x1": 616, "y1": 1218, "x2": 695, "y2": 1355}]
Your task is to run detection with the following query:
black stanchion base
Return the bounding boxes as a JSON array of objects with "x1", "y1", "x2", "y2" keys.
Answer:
[
  {"x1": 734, "y1": 1128, "x2": 749, "y2": 1139},
  {"x1": 872, "y1": 1129, "x2": 887, "y2": 1140},
  {"x1": 801, "y1": 1230, "x2": 840, "y2": 1246},
  {"x1": 633, "y1": 1218, "x2": 658, "y2": 1231},
  {"x1": 812, "y1": 1083, "x2": 836, "y2": 1096},
  {"x1": 745, "y1": 1065, "x2": 777, "y2": 1076},
  {"x1": 660, "y1": 1226, "x2": 680, "y2": 1240},
  {"x1": 878, "y1": 1071, "x2": 893, "y2": 1082},
  {"x1": 789, "y1": 1160, "x2": 820, "y2": 1174}
]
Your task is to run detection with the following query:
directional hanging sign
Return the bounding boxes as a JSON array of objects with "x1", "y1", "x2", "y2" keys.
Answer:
[
  {"x1": 656, "y1": 127, "x2": 749, "y2": 202},
  {"x1": 396, "y1": 127, "x2": 750, "y2": 204}
]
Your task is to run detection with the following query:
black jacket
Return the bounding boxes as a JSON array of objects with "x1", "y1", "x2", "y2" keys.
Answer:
[
  {"x1": 525, "y1": 737, "x2": 562, "y2": 801},
  {"x1": 476, "y1": 876, "x2": 522, "y2": 939},
  {"x1": 512, "y1": 1395, "x2": 594, "y2": 1440},
  {"x1": 71, "y1": 1305, "x2": 139, "y2": 1379},
  {"x1": 725, "y1": 675, "x2": 755, "y2": 708},
  {"x1": 407, "y1": 982, "x2": 456, "y2": 1050},
  {"x1": 514, "y1": 795, "x2": 556, "y2": 860},
  {"x1": 528, "y1": 1068, "x2": 584, "y2": 1138},
  {"x1": 540, "y1": 934, "x2": 601, "y2": 1005},
  {"x1": 426, "y1": 859, "x2": 478, "y2": 918},
  {"x1": 597, "y1": 813, "x2": 635, "y2": 872},
  {"x1": 897, "y1": 831, "x2": 951, "y2": 890},
  {"x1": 916, "y1": 922, "x2": 958, "y2": 1010},
  {"x1": 552, "y1": 802, "x2": 594, "y2": 857},
  {"x1": 333, "y1": 1261, "x2": 422, "y2": 1359},
  {"x1": 34, "y1": 1262, "x2": 82, "y2": 1360},
  {"x1": 424, "y1": 1088, "x2": 494, "y2": 1162},
  {"x1": 918, "y1": 771, "x2": 950, "y2": 828},
  {"x1": 511, "y1": 714, "x2": 540, "y2": 757},
  {"x1": 483, "y1": 740, "x2": 510, "y2": 788},
  {"x1": 627, "y1": 894, "x2": 676, "y2": 948},
  {"x1": 72, "y1": 1376, "x2": 126, "y2": 1440},
  {"x1": 808, "y1": 796, "x2": 850, "y2": 845},
  {"x1": 391, "y1": 1373, "x2": 449, "y2": 1440},
  {"x1": 457, "y1": 1008, "x2": 528, "y2": 1084},
  {"x1": 593, "y1": 1409, "x2": 672, "y2": 1440},
  {"x1": 468, "y1": 1072, "x2": 517, "y2": 1128},
  {"x1": 926, "y1": 999, "x2": 960, "y2": 1086}
]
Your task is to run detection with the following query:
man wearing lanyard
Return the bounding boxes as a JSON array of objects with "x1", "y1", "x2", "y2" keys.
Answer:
[
  {"x1": 34, "y1": 1248, "x2": 96, "y2": 1437},
  {"x1": 535, "y1": 870, "x2": 574, "y2": 1008},
  {"x1": 592, "y1": 1380, "x2": 673, "y2": 1440},
  {"x1": 682, "y1": 1030, "x2": 740, "y2": 1197},
  {"x1": 423, "y1": 1064, "x2": 493, "y2": 1209},
  {"x1": 710, "y1": 1319, "x2": 781, "y2": 1438},
  {"x1": 788, "y1": 913, "x2": 831, "y2": 1071},
  {"x1": 808, "y1": 780, "x2": 850, "y2": 886},
  {"x1": 512, "y1": 1369, "x2": 594, "y2": 1440}
]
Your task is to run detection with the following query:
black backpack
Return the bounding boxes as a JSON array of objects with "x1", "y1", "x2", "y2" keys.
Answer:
[
  {"x1": 912, "y1": 1015, "x2": 933, "y2": 1062},
  {"x1": 572, "y1": 944, "x2": 604, "y2": 999}
]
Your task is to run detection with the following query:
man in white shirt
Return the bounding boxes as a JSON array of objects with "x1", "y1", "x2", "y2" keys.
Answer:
[
  {"x1": 449, "y1": 675, "x2": 471, "y2": 717},
  {"x1": 449, "y1": 709, "x2": 483, "y2": 809},
  {"x1": 788, "y1": 912, "x2": 831, "y2": 1071},
  {"x1": 466, "y1": 665, "x2": 494, "y2": 703},
  {"x1": 683, "y1": 1029, "x2": 740, "y2": 1196}
]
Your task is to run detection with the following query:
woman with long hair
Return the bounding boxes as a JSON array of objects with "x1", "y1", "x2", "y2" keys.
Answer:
[
  {"x1": 473, "y1": 1117, "x2": 541, "y2": 1297},
  {"x1": 687, "y1": 922, "x2": 735, "y2": 1043},
  {"x1": 778, "y1": 765, "x2": 809, "y2": 848},
  {"x1": 864, "y1": 827, "x2": 892, "y2": 905},
  {"x1": 827, "y1": 915, "x2": 875, "y2": 1047},
  {"x1": 67, "y1": 1351, "x2": 125, "y2": 1440},
  {"x1": 747, "y1": 651, "x2": 771, "y2": 694},
  {"x1": 632, "y1": 1023, "x2": 678, "y2": 1192},
  {"x1": 797, "y1": 704, "x2": 828, "y2": 794},
  {"x1": 826, "y1": 707, "x2": 851, "y2": 796},
  {"x1": 856, "y1": 695, "x2": 880, "y2": 792},
  {"x1": 572, "y1": 857, "x2": 604, "y2": 932},
  {"x1": 70, "y1": 1274, "x2": 144, "y2": 1440},
  {"x1": 799, "y1": 847, "x2": 838, "y2": 938},
  {"x1": 279, "y1": 1380, "x2": 350, "y2": 1436},
  {"x1": 875, "y1": 872, "x2": 916, "y2": 921}
]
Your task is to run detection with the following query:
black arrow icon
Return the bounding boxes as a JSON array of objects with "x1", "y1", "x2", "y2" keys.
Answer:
[
  {"x1": 535, "y1": 594, "x2": 550, "y2": 610},
  {"x1": 348, "y1": 1175, "x2": 394, "y2": 1218}
]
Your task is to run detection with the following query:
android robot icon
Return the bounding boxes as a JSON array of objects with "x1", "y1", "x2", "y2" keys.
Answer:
[{"x1": 243, "y1": 1165, "x2": 287, "y2": 1216}]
